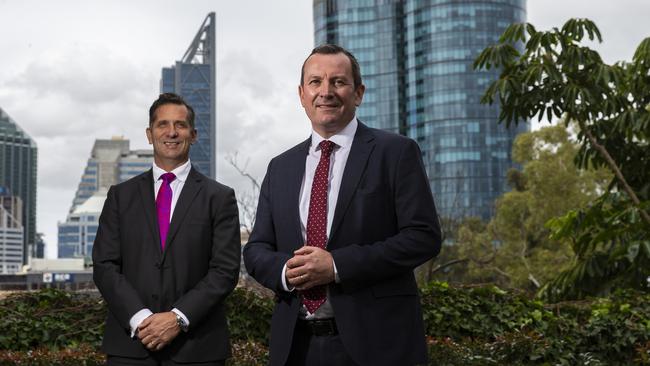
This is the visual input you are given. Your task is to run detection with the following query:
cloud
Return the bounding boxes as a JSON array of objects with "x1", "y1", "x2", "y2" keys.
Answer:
[
  {"x1": 215, "y1": 48, "x2": 311, "y2": 205},
  {"x1": 1, "y1": 43, "x2": 155, "y2": 140}
]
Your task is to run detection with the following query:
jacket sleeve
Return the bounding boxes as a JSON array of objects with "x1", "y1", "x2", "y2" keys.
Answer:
[
  {"x1": 243, "y1": 159, "x2": 293, "y2": 294},
  {"x1": 92, "y1": 185, "x2": 147, "y2": 330}
]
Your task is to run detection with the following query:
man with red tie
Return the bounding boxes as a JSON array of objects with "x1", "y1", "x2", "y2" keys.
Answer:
[
  {"x1": 244, "y1": 45, "x2": 442, "y2": 366},
  {"x1": 93, "y1": 93, "x2": 240, "y2": 365}
]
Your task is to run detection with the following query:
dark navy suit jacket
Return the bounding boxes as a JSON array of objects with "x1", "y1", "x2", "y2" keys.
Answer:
[
  {"x1": 244, "y1": 122, "x2": 441, "y2": 366},
  {"x1": 93, "y1": 167, "x2": 241, "y2": 362}
]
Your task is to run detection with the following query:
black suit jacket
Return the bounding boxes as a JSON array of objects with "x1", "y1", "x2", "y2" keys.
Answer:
[
  {"x1": 92, "y1": 167, "x2": 241, "y2": 362},
  {"x1": 243, "y1": 122, "x2": 441, "y2": 366}
]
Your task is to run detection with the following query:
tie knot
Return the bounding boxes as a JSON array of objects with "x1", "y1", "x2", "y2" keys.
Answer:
[
  {"x1": 160, "y1": 172, "x2": 176, "y2": 184},
  {"x1": 319, "y1": 140, "x2": 335, "y2": 158}
]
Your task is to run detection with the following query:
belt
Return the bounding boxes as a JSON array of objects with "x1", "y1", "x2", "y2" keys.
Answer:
[{"x1": 297, "y1": 318, "x2": 339, "y2": 336}]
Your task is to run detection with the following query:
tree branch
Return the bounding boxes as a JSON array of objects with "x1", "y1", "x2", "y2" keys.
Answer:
[
  {"x1": 429, "y1": 258, "x2": 469, "y2": 274},
  {"x1": 578, "y1": 119, "x2": 650, "y2": 226}
]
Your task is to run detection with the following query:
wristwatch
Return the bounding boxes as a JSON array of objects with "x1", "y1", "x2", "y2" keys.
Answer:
[{"x1": 175, "y1": 312, "x2": 189, "y2": 332}]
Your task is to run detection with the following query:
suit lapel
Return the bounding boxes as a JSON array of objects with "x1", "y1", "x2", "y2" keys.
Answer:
[
  {"x1": 138, "y1": 169, "x2": 162, "y2": 257},
  {"x1": 288, "y1": 138, "x2": 310, "y2": 249},
  {"x1": 162, "y1": 167, "x2": 204, "y2": 262},
  {"x1": 330, "y1": 123, "x2": 375, "y2": 243}
]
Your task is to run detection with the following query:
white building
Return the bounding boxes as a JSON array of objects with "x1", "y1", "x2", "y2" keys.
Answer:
[
  {"x1": 0, "y1": 195, "x2": 24, "y2": 274},
  {"x1": 58, "y1": 189, "x2": 107, "y2": 259}
]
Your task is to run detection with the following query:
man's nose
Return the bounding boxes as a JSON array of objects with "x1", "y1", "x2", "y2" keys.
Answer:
[
  {"x1": 319, "y1": 81, "x2": 334, "y2": 96},
  {"x1": 166, "y1": 125, "x2": 179, "y2": 137}
]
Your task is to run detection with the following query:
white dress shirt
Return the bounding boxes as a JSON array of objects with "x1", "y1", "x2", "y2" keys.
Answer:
[
  {"x1": 282, "y1": 117, "x2": 358, "y2": 319},
  {"x1": 129, "y1": 160, "x2": 192, "y2": 336}
]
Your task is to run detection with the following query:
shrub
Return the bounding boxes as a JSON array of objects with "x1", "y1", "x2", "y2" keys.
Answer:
[{"x1": 1, "y1": 283, "x2": 649, "y2": 365}]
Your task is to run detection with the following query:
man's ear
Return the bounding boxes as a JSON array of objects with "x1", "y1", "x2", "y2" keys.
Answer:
[
  {"x1": 298, "y1": 84, "x2": 307, "y2": 108},
  {"x1": 146, "y1": 127, "x2": 153, "y2": 144}
]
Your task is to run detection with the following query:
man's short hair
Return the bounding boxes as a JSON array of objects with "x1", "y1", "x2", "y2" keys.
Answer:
[
  {"x1": 148, "y1": 93, "x2": 195, "y2": 128},
  {"x1": 300, "y1": 44, "x2": 363, "y2": 89}
]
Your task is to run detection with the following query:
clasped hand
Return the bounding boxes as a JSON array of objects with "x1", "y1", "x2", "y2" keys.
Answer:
[
  {"x1": 137, "y1": 312, "x2": 180, "y2": 351},
  {"x1": 285, "y1": 246, "x2": 335, "y2": 290}
]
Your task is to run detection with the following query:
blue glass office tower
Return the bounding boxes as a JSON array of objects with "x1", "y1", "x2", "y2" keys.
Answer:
[
  {"x1": 161, "y1": 13, "x2": 216, "y2": 179},
  {"x1": 314, "y1": 0, "x2": 528, "y2": 219}
]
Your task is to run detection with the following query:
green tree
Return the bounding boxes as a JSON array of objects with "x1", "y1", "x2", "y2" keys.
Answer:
[
  {"x1": 489, "y1": 124, "x2": 610, "y2": 289},
  {"x1": 474, "y1": 19, "x2": 650, "y2": 300},
  {"x1": 437, "y1": 124, "x2": 609, "y2": 290}
]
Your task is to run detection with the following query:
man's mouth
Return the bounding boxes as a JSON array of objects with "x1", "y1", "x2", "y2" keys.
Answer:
[{"x1": 164, "y1": 142, "x2": 180, "y2": 147}]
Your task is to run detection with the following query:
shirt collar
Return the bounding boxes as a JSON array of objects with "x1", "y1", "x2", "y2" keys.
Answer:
[
  {"x1": 310, "y1": 116, "x2": 358, "y2": 153},
  {"x1": 152, "y1": 159, "x2": 191, "y2": 183}
]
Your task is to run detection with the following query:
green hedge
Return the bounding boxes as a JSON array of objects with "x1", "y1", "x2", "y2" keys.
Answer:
[
  {"x1": 1, "y1": 284, "x2": 649, "y2": 365},
  {"x1": 421, "y1": 282, "x2": 650, "y2": 365}
]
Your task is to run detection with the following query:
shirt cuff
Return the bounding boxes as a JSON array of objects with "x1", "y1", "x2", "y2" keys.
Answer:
[
  {"x1": 129, "y1": 308, "x2": 153, "y2": 338},
  {"x1": 281, "y1": 263, "x2": 295, "y2": 292},
  {"x1": 171, "y1": 308, "x2": 190, "y2": 331}
]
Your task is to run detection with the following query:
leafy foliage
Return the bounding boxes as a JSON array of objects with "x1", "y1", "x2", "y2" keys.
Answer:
[
  {"x1": 430, "y1": 124, "x2": 610, "y2": 290},
  {"x1": 0, "y1": 288, "x2": 272, "y2": 365},
  {"x1": 0, "y1": 289, "x2": 104, "y2": 350},
  {"x1": 475, "y1": 18, "x2": 650, "y2": 300},
  {"x1": 2, "y1": 286, "x2": 650, "y2": 365},
  {"x1": 422, "y1": 282, "x2": 650, "y2": 365},
  {"x1": 226, "y1": 285, "x2": 274, "y2": 342}
]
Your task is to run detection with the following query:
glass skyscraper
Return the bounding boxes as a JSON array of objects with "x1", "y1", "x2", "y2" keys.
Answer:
[
  {"x1": 161, "y1": 12, "x2": 216, "y2": 179},
  {"x1": 313, "y1": 0, "x2": 528, "y2": 219},
  {"x1": 0, "y1": 107, "x2": 37, "y2": 264}
]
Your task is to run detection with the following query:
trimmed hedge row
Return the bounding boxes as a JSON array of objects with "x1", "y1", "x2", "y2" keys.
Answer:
[{"x1": 1, "y1": 283, "x2": 649, "y2": 365}]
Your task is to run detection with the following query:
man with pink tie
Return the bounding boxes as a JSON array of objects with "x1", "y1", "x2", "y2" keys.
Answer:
[{"x1": 93, "y1": 93, "x2": 240, "y2": 365}]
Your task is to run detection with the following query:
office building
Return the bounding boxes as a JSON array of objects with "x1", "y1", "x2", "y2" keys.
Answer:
[
  {"x1": 58, "y1": 189, "x2": 105, "y2": 259},
  {"x1": 68, "y1": 137, "x2": 153, "y2": 213},
  {"x1": 59, "y1": 138, "x2": 152, "y2": 258},
  {"x1": 0, "y1": 193, "x2": 24, "y2": 274},
  {"x1": 0, "y1": 107, "x2": 37, "y2": 263},
  {"x1": 313, "y1": 0, "x2": 528, "y2": 219},
  {"x1": 161, "y1": 12, "x2": 216, "y2": 179}
]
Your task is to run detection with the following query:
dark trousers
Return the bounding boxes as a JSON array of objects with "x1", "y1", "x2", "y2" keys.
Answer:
[
  {"x1": 107, "y1": 355, "x2": 225, "y2": 366},
  {"x1": 285, "y1": 321, "x2": 358, "y2": 366}
]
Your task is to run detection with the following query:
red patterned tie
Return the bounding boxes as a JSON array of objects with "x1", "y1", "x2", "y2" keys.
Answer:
[
  {"x1": 301, "y1": 140, "x2": 335, "y2": 314},
  {"x1": 156, "y1": 172, "x2": 176, "y2": 251}
]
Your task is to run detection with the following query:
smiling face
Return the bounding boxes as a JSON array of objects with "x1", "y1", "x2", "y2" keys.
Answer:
[
  {"x1": 146, "y1": 103, "x2": 197, "y2": 171},
  {"x1": 299, "y1": 52, "x2": 365, "y2": 138}
]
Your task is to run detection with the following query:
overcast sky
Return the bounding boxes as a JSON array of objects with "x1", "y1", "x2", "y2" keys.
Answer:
[{"x1": 0, "y1": 0, "x2": 648, "y2": 258}]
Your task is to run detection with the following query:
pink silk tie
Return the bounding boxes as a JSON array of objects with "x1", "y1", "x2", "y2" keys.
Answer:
[
  {"x1": 156, "y1": 172, "x2": 176, "y2": 251},
  {"x1": 301, "y1": 140, "x2": 335, "y2": 314}
]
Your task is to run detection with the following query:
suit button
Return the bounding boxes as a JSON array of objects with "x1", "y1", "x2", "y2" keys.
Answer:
[
  {"x1": 155, "y1": 262, "x2": 161, "y2": 269},
  {"x1": 152, "y1": 294, "x2": 158, "y2": 300}
]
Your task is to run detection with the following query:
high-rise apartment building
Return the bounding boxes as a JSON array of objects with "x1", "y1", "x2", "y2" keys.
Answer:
[
  {"x1": 0, "y1": 107, "x2": 37, "y2": 263},
  {"x1": 0, "y1": 192, "x2": 25, "y2": 274},
  {"x1": 59, "y1": 138, "x2": 152, "y2": 258},
  {"x1": 313, "y1": 0, "x2": 528, "y2": 219},
  {"x1": 161, "y1": 12, "x2": 216, "y2": 179}
]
